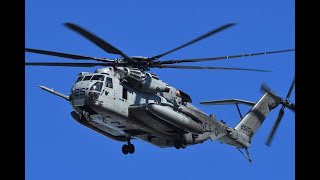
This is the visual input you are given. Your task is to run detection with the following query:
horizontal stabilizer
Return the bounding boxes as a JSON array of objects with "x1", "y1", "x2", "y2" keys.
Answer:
[
  {"x1": 200, "y1": 99, "x2": 255, "y2": 106},
  {"x1": 39, "y1": 85, "x2": 70, "y2": 101}
]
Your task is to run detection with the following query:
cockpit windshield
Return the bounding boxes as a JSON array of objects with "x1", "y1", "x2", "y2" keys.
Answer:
[
  {"x1": 77, "y1": 75, "x2": 105, "y2": 82},
  {"x1": 92, "y1": 75, "x2": 105, "y2": 81},
  {"x1": 83, "y1": 76, "x2": 92, "y2": 81}
]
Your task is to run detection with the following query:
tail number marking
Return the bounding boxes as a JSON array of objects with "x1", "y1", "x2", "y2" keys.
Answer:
[{"x1": 240, "y1": 124, "x2": 251, "y2": 133}]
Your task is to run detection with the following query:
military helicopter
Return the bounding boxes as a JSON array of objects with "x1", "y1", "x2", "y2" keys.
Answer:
[{"x1": 25, "y1": 22, "x2": 295, "y2": 162}]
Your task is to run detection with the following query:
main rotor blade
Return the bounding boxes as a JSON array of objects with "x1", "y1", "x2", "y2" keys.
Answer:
[
  {"x1": 64, "y1": 23, "x2": 130, "y2": 59},
  {"x1": 153, "y1": 65, "x2": 270, "y2": 72},
  {"x1": 150, "y1": 23, "x2": 236, "y2": 60},
  {"x1": 25, "y1": 62, "x2": 111, "y2": 67},
  {"x1": 25, "y1": 48, "x2": 113, "y2": 62},
  {"x1": 286, "y1": 77, "x2": 295, "y2": 100},
  {"x1": 200, "y1": 99, "x2": 256, "y2": 106},
  {"x1": 156, "y1": 49, "x2": 295, "y2": 65},
  {"x1": 265, "y1": 107, "x2": 285, "y2": 147}
]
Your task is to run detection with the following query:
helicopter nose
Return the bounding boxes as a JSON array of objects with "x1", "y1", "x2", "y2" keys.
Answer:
[
  {"x1": 71, "y1": 81, "x2": 103, "y2": 106},
  {"x1": 70, "y1": 83, "x2": 90, "y2": 106}
]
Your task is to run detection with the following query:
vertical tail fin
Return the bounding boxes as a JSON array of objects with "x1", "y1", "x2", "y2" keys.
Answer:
[{"x1": 235, "y1": 92, "x2": 280, "y2": 140}]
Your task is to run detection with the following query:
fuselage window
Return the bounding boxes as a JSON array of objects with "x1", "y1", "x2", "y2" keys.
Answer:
[
  {"x1": 83, "y1": 76, "x2": 92, "y2": 81},
  {"x1": 92, "y1": 75, "x2": 104, "y2": 81},
  {"x1": 122, "y1": 87, "x2": 128, "y2": 100},
  {"x1": 106, "y1": 77, "x2": 113, "y2": 88}
]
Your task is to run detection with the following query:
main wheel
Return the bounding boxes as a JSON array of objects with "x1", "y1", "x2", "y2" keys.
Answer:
[
  {"x1": 128, "y1": 144, "x2": 135, "y2": 154},
  {"x1": 122, "y1": 144, "x2": 129, "y2": 154}
]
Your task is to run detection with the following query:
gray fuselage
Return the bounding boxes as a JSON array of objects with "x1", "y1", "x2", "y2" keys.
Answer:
[{"x1": 70, "y1": 67, "x2": 240, "y2": 148}]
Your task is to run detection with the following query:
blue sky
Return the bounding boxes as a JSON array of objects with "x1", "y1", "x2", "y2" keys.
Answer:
[{"x1": 26, "y1": 1, "x2": 295, "y2": 180}]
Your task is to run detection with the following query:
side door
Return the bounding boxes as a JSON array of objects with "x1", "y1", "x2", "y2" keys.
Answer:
[{"x1": 101, "y1": 76, "x2": 115, "y2": 109}]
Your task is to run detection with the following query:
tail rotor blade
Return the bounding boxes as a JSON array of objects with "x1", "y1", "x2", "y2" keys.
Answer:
[
  {"x1": 287, "y1": 103, "x2": 295, "y2": 112},
  {"x1": 265, "y1": 107, "x2": 285, "y2": 146},
  {"x1": 262, "y1": 78, "x2": 295, "y2": 147},
  {"x1": 286, "y1": 77, "x2": 295, "y2": 100}
]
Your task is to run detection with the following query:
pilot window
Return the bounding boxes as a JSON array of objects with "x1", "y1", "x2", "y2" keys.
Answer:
[
  {"x1": 106, "y1": 77, "x2": 113, "y2": 88},
  {"x1": 83, "y1": 76, "x2": 92, "y2": 81},
  {"x1": 76, "y1": 76, "x2": 83, "y2": 82},
  {"x1": 92, "y1": 75, "x2": 104, "y2": 81}
]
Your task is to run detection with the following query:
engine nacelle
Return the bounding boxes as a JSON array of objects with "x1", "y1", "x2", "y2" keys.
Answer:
[
  {"x1": 147, "y1": 103, "x2": 204, "y2": 134},
  {"x1": 117, "y1": 67, "x2": 170, "y2": 93}
]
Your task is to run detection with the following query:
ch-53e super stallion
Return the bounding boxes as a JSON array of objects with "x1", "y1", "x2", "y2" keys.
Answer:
[{"x1": 25, "y1": 22, "x2": 295, "y2": 162}]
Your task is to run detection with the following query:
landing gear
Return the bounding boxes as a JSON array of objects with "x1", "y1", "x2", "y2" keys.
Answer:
[
  {"x1": 122, "y1": 144, "x2": 129, "y2": 154},
  {"x1": 122, "y1": 139, "x2": 135, "y2": 155},
  {"x1": 174, "y1": 140, "x2": 187, "y2": 149},
  {"x1": 174, "y1": 133, "x2": 187, "y2": 150},
  {"x1": 174, "y1": 140, "x2": 182, "y2": 149},
  {"x1": 128, "y1": 144, "x2": 135, "y2": 154},
  {"x1": 79, "y1": 111, "x2": 90, "y2": 123}
]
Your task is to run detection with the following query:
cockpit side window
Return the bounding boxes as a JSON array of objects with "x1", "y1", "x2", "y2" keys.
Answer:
[
  {"x1": 106, "y1": 77, "x2": 113, "y2": 88},
  {"x1": 76, "y1": 76, "x2": 83, "y2": 82},
  {"x1": 92, "y1": 75, "x2": 105, "y2": 81},
  {"x1": 90, "y1": 82, "x2": 103, "y2": 92},
  {"x1": 83, "y1": 76, "x2": 92, "y2": 81}
]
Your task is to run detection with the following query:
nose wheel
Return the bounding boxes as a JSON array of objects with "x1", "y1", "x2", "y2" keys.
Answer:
[
  {"x1": 122, "y1": 139, "x2": 135, "y2": 155},
  {"x1": 79, "y1": 111, "x2": 90, "y2": 123}
]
